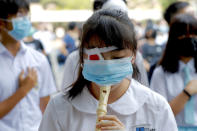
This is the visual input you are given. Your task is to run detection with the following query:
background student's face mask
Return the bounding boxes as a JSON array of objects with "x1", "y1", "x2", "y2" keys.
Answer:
[
  {"x1": 9, "y1": 16, "x2": 31, "y2": 40},
  {"x1": 82, "y1": 57, "x2": 133, "y2": 86}
]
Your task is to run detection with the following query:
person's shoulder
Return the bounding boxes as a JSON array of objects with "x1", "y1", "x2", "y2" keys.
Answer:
[
  {"x1": 49, "y1": 92, "x2": 72, "y2": 112},
  {"x1": 64, "y1": 34, "x2": 73, "y2": 41},
  {"x1": 43, "y1": 92, "x2": 74, "y2": 126},
  {"x1": 136, "y1": 51, "x2": 143, "y2": 60},
  {"x1": 67, "y1": 50, "x2": 79, "y2": 59},
  {"x1": 65, "y1": 50, "x2": 80, "y2": 67},
  {"x1": 152, "y1": 66, "x2": 165, "y2": 76},
  {"x1": 26, "y1": 44, "x2": 44, "y2": 56},
  {"x1": 25, "y1": 45, "x2": 47, "y2": 64},
  {"x1": 146, "y1": 86, "x2": 169, "y2": 109},
  {"x1": 141, "y1": 43, "x2": 151, "y2": 52},
  {"x1": 51, "y1": 92, "x2": 70, "y2": 105},
  {"x1": 141, "y1": 43, "x2": 149, "y2": 48},
  {"x1": 131, "y1": 79, "x2": 168, "y2": 109}
]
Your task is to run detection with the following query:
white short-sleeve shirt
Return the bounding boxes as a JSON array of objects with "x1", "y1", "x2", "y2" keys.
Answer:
[
  {"x1": 0, "y1": 42, "x2": 57, "y2": 131},
  {"x1": 150, "y1": 59, "x2": 197, "y2": 127},
  {"x1": 39, "y1": 79, "x2": 177, "y2": 131}
]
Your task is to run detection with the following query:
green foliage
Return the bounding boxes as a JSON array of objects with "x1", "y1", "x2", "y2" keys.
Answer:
[
  {"x1": 158, "y1": 0, "x2": 177, "y2": 11},
  {"x1": 40, "y1": 0, "x2": 188, "y2": 11},
  {"x1": 40, "y1": 0, "x2": 92, "y2": 10}
]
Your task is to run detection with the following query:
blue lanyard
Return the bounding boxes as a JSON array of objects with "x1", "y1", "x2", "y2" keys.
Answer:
[{"x1": 178, "y1": 126, "x2": 197, "y2": 131}]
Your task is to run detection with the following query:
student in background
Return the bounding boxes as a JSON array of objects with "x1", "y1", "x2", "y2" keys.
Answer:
[
  {"x1": 24, "y1": 27, "x2": 46, "y2": 55},
  {"x1": 141, "y1": 27, "x2": 165, "y2": 82},
  {"x1": 151, "y1": 14, "x2": 197, "y2": 131},
  {"x1": 57, "y1": 22, "x2": 78, "y2": 65},
  {"x1": 141, "y1": 27, "x2": 164, "y2": 72},
  {"x1": 0, "y1": 0, "x2": 56, "y2": 130},
  {"x1": 148, "y1": 1, "x2": 195, "y2": 82}
]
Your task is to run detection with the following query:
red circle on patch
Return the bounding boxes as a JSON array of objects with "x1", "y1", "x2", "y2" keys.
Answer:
[{"x1": 89, "y1": 54, "x2": 100, "y2": 60}]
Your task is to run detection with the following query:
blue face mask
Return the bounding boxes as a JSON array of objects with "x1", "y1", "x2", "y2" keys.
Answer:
[
  {"x1": 82, "y1": 57, "x2": 133, "y2": 86},
  {"x1": 9, "y1": 16, "x2": 31, "y2": 40}
]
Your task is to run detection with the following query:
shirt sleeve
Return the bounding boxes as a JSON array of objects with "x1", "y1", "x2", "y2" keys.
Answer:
[
  {"x1": 39, "y1": 98, "x2": 62, "y2": 131},
  {"x1": 61, "y1": 51, "x2": 79, "y2": 90},
  {"x1": 156, "y1": 97, "x2": 178, "y2": 131},
  {"x1": 39, "y1": 56, "x2": 57, "y2": 97},
  {"x1": 150, "y1": 67, "x2": 168, "y2": 99}
]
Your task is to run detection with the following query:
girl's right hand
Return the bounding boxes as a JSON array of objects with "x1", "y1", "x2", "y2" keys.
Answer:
[
  {"x1": 96, "y1": 115, "x2": 125, "y2": 131},
  {"x1": 185, "y1": 80, "x2": 197, "y2": 95}
]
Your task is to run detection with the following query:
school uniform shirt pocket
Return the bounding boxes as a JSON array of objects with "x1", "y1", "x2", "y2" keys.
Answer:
[{"x1": 129, "y1": 124, "x2": 156, "y2": 131}]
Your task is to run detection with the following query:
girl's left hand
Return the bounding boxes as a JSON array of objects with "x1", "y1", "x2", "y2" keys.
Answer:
[{"x1": 96, "y1": 115, "x2": 125, "y2": 131}]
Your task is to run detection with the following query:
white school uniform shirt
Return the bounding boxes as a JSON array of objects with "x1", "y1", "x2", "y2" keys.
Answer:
[
  {"x1": 39, "y1": 79, "x2": 177, "y2": 131},
  {"x1": 60, "y1": 50, "x2": 149, "y2": 90},
  {"x1": 150, "y1": 59, "x2": 197, "y2": 127},
  {"x1": 0, "y1": 42, "x2": 57, "y2": 131}
]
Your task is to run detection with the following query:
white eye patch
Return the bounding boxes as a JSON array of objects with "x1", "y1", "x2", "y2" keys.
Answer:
[{"x1": 84, "y1": 46, "x2": 118, "y2": 60}]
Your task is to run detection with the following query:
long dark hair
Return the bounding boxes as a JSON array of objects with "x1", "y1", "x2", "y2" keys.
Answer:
[
  {"x1": 67, "y1": 9, "x2": 138, "y2": 99},
  {"x1": 159, "y1": 14, "x2": 197, "y2": 73}
]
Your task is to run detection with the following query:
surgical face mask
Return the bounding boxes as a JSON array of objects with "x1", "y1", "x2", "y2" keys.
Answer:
[
  {"x1": 9, "y1": 16, "x2": 31, "y2": 40},
  {"x1": 82, "y1": 46, "x2": 133, "y2": 86}
]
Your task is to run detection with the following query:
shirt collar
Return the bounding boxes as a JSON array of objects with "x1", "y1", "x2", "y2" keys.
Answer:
[
  {"x1": 20, "y1": 41, "x2": 28, "y2": 54},
  {"x1": 68, "y1": 79, "x2": 149, "y2": 115},
  {"x1": 179, "y1": 58, "x2": 195, "y2": 72},
  {"x1": 0, "y1": 41, "x2": 27, "y2": 55}
]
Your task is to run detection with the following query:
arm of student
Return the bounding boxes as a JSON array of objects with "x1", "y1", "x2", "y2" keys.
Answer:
[
  {"x1": 143, "y1": 59, "x2": 150, "y2": 72},
  {"x1": 40, "y1": 95, "x2": 50, "y2": 114},
  {"x1": 0, "y1": 68, "x2": 37, "y2": 118},
  {"x1": 169, "y1": 91, "x2": 189, "y2": 116},
  {"x1": 60, "y1": 42, "x2": 68, "y2": 56},
  {"x1": 151, "y1": 67, "x2": 197, "y2": 116},
  {"x1": 39, "y1": 56, "x2": 56, "y2": 105},
  {"x1": 0, "y1": 87, "x2": 28, "y2": 118},
  {"x1": 169, "y1": 80, "x2": 197, "y2": 116}
]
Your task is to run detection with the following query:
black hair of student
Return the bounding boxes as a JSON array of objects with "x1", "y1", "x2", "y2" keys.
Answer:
[
  {"x1": 145, "y1": 28, "x2": 157, "y2": 39},
  {"x1": 159, "y1": 14, "x2": 197, "y2": 73},
  {"x1": 164, "y1": 1, "x2": 189, "y2": 24},
  {"x1": 0, "y1": 0, "x2": 30, "y2": 19},
  {"x1": 67, "y1": 9, "x2": 138, "y2": 99},
  {"x1": 68, "y1": 22, "x2": 77, "y2": 31},
  {"x1": 93, "y1": 0, "x2": 107, "y2": 11},
  {"x1": 93, "y1": 0, "x2": 127, "y2": 11}
]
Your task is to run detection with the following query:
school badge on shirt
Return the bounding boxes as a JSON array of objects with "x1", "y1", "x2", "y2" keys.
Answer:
[
  {"x1": 131, "y1": 124, "x2": 155, "y2": 131},
  {"x1": 136, "y1": 127, "x2": 156, "y2": 131}
]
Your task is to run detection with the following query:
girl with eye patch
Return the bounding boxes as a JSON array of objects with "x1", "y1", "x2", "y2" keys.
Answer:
[
  {"x1": 151, "y1": 14, "x2": 197, "y2": 131},
  {"x1": 39, "y1": 9, "x2": 177, "y2": 131}
]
